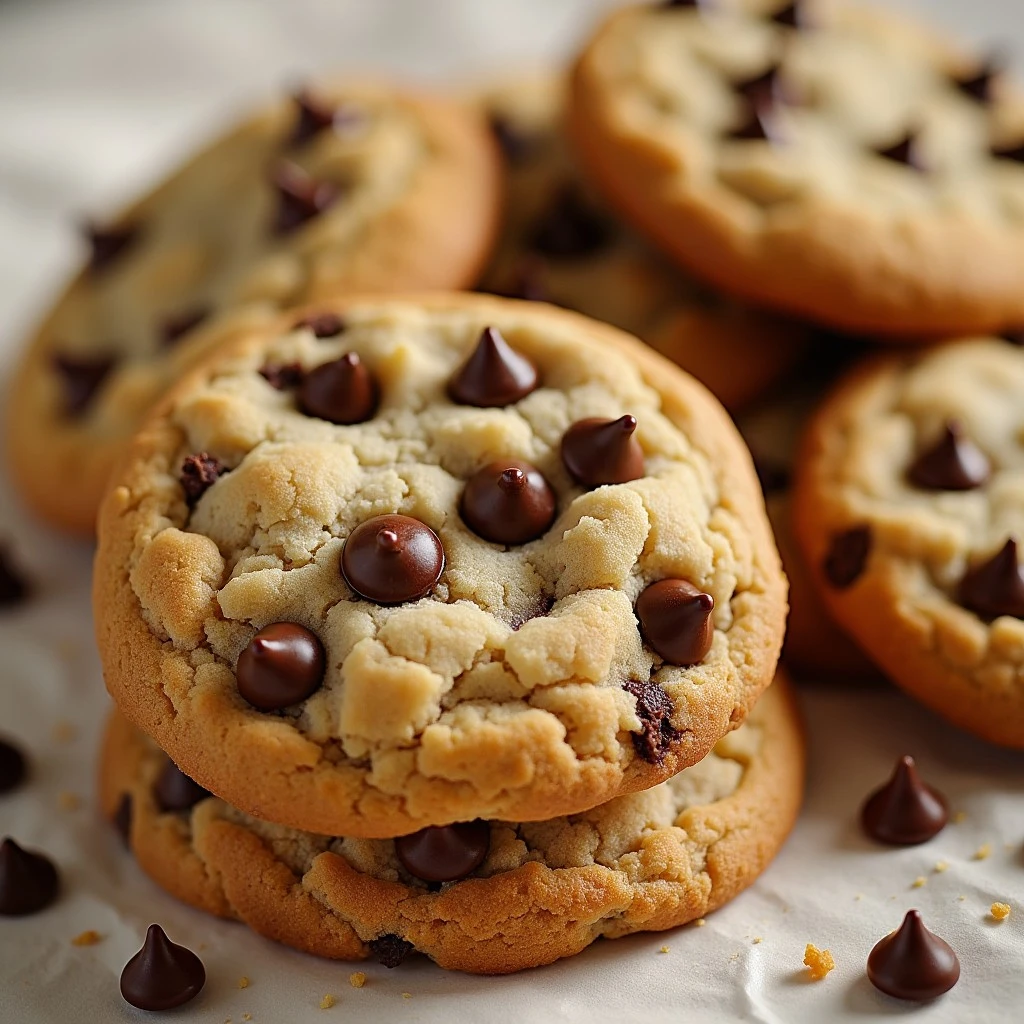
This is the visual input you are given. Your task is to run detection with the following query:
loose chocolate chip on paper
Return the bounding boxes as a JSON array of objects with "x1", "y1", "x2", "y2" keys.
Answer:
[
  {"x1": 867, "y1": 911, "x2": 959, "y2": 1002},
  {"x1": 0, "y1": 738, "x2": 27, "y2": 794},
  {"x1": 0, "y1": 838, "x2": 59, "y2": 916},
  {"x1": 120, "y1": 924, "x2": 205, "y2": 1011},
  {"x1": 861, "y1": 755, "x2": 948, "y2": 846}
]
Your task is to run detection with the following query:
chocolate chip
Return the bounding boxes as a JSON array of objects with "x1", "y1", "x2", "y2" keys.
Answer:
[
  {"x1": 83, "y1": 222, "x2": 137, "y2": 272},
  {"x1": 528, "y1": 186, "x2": 612, "y2": 259},
  {"x1": 368, "y1": 934, "x2": 414, "y2": 969},
  {"x1": 394, "y1": 821, "x2": 490, "y2": 883},
  {"x1": 561, "y1": 415, "x2": 645, "y2": 487},
  {"x1": 488, "y1": 114, "x2": 537, "y2": 164},
  {"x1": 874, "y1": 132, "x2": 927, "y2": 171},
  {"x1": 907, "y1": 421, "x2": 990, "y2": 491},
  {"x1": 271, "y1": 161, "x2": 340, "y2": 235},
  {"x1": 298, "y1": 354, "x2": 378, "y2": 424},
  {"x1": 0, "y1": 547, "x2": 29, "y2": 607},
  {"x1": 341, "y1": 514, "x2": 445, "y2": 605},
  {"x1": 867, "y1": 911, "x2": 960, "y2": 1001},
  {"x1": 823, "y1": 526, "x2": 872, "y2": 589},
  {"x1": 728, "y1": 105, "x2": 780, "y2": 142},
  {"x1": 992, "y1": 141, "x2": 1024, "y2": 163},
  {"x1": 0, "y1": 739, "x2": 26, "y2": 794},
  {"x1": 290, "y1": 89, "x2": 361, "y2": 146},
  {"x1": 1001, "y1": 329, "x2": 1024, "y2": 345},
  {"x1": 159, "y1": 306, "x2": 210, "y2": 348},
  {"x1": 448, "y1": 326, "x2": 538, "y2": 407},
  {"x1": 734, "y1": 64, "x2": 797, "y2": 110},
  {"x1": 636, "y1": 580, "x2": 715, "y2": 666},
  {"x1": 861, "y1": 756, "x2": 948, "y2": 845},
  {"x1": 120, "y1": 924, "x2": 206, "y2": 1011},
  {"x1": 624, "y1": 679, "x2": 681, "y2": 765},
  {"x1": 0, "y1": 838, "x2": 59, "y2": 916},
  {"x1": 154, "y1": 760, "x2": 210, "y2": 813},
  {"x1": 180, "y1": 453, "x2": 227, "y2": 506},
  {"x1": 770, "y1": 1, "x2": 811, "y2": 27},
  {"x1": 295, "y1": 311, "x2": 346, "y2": 338},
  {"x1": 953, "y1": 60, "x2": 1000, "y2": 103},
  {"x1": 114, "y1": 794, "x2": 133, "y2": 848},
  {"x1": 460, "y1": 460, "x2": 557, "y2": 546},
  {"x1": 236, "y1": 623, "x2": 326, "y2": 712},
  {"x1": 958, "y1": 537, "x2": 1024, "y2": 620},
  {"x1": 51, "y1": 353, "x2": 115, "y2": 417},
  {"x1": 260, "y1": 361, "x2": 305, "y2": 390}
]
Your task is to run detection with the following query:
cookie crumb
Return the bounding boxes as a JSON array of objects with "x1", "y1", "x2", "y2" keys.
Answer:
[
  {"x1": 58, "y1": 791, "x2": 81, "y2": 811},
  {"x1": 71, "y1": 930, "x2": 102, "y2": 946},
  {"x1": 693, "y1": 918, "x2": 706, "y2": 927},
  {"x1": 658, "y1": 945, "x2": 670, "y2": 954},
  {"x1": 974, "y1": 843, "x2": 992, "y2": 860},
  {"x1": 319, "y1": 995, "x2": 335, "y2": 1010},
  {"x1": 348, "y1": 972, "x2": 367, "y2": 988},
  {"x1": 52, "y1": 721, "x2": 76, "y2": 744},
  {"x1": 912, "y1": 876, "x2": 927, "y2": 889},
  {"x1": 803, "y1": 943, "x2": 835, "y2": 980},
  {"x1": 991, "y1": 902, "x2": 1011, "y2": 921},
  {"x1": 242, "y1": 1015, "x2": 252, "y2": 1022},
  {"x1": 952, "y1": 810, "x2": 967, "y2": 824},
  {"x1": 935, "y1": 860, "x2": 949, "y2": 873},
  {"x1": 402, "y1": 992, "x2": 412, "y2": 1000},
  {"x1": 238, "y1": 977, "x2": 250, "y2": 989},
  {"x1": 753, "y1": 937, "x2": 763, "y2": 944},
  {"x1": 854, "y1": 893, "x2": 864, "y2": 901},
  {"x1": 958, "y1": 895, "x2": 967, "y2": 902}
]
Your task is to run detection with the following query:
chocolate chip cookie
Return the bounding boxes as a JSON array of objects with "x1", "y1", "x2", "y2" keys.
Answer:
[
  {"x1": 476, "y1": 73, "x2": 807, "y2": 410},
  {"x1": 99, "y1": 673, "x2": 804, "y2": 974},
  {"x1": 93, "y1": 294, "x2": 787, "y2": 837},
  {"x1": 569, "y1": 1, "x2": 1024, "y2": 337},
  {"x1": 7, "y1": 83, "x2": 502, "y2": 535},
  {"x1": 794, "y1": 338, "x2": 1024, "y2": 744}
]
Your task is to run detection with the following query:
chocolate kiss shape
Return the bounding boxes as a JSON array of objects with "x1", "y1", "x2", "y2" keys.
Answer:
[
  {"x1": 236, "y1": 623, "x2": 326, "y2": 711},
  {"x1": 394, "y1": 821, "x2": 490, "y2": 883},
  {"x1": 83, "y1": 221, "x2": 137, "y2": 272},
  {"x1": 460, "y1": 460, "x2": 557, "y2": 546},
  {"x1": 907, "y1": 421, "x2": 990, "y2": 491},
  {"x1": 120, "y1": 924, "x2": 206, "y2": 1011},
  {"x1": 0, "y1": 738, "x2": 26, "y2": 793},
  {"x1": 953, "y1": 60, "x2": 1000, "y2": 103},
  {"x1": 528, "y1": 185, "x2": 612, "y2": 259},
  {"x1": 271, "y1": 161, "x2": 340, "y2": 235},
  {"x1": 867, "y1": 911, "x2": 960, "y2": 1001},
  {"x1": 448, "y1": 327, "x2": 538, "y2": 407},
  {"x1": 342, "y1": 514, "x2": 445, "y2": 605},
  {"x1": 0, "y1": 838, "x2": 59, "y2": 916},
  {"x1": 823, "y1": 526, "x2": 872, "y2": 589},
  {"x1": 875, "y1": 132, "x2": 928, "y2": 172},
  {"x1": 861, "y1": 756, "x2": 948, "y2": 845},
  {"x1": 155, "y1": 761, "x2": 210, "y2": 813},
  {"x1": 291, "y1": 90, "x2": 364, "y2": 146},
  {"x1": 958, "y1": 537, "x2": 1024, "y2": 619},
  {"x1": 52, "y1": 353, "x2": 115, "y2": 417},
  {"x1": 636, "y1": 580, "x2": 715, "y2": 666},
  {"x1": 298, "y1": 353, "x2": 378, "y2": 424},
  {"x1": 561, "y1": 415, "x2": 645, "y2": 487}
]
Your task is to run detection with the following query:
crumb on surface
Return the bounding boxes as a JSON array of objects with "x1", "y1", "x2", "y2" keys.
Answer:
[
  {"x1": 753, "y1": 937, "x2": 763, "y2": 944},
  {"x1": 238, "y1": 977, "x2": 250, "y2": 990},
  {"x1": 854, "y1": 893, "x2": 864, "y2": 901},
  {"x1": 58, "y1": 791, "x2": 81, "y2": 811},
  {"x1": 242, "y1": 1015, "x2": 252, "y2": 1022},
  {"x1": 693, "y1": 918, "x2": 706, "y2": 927},
  {"x1": 958, "y1": 895, "x2": 966, "y2": 902},
  {"x1": 52, "y1": 721, "x2": 76, "y2": 743},
  {"x1": 319, "y1": 995, "x2": 336, "y2": 1010},
  {"x1": 402, "y1": 992, "x2": 412, "y2": 1000},
  {"x1": 991, "y1": 902, "x2": 1011, "y2": 921},
  {"x1": 71, "y1": 930, "x2": 102, "y2": 947},
  {"x1": 974, "y1": 843, "x2": 992, "y2": 861},
  {"x1": 935, "y1": 861, "x2": 949, "y2": 873},
  {"x1": 912, "y1": 876, "x2": 927, "y2": 889},
  {"x1": 349, "y1": 972, "x2": 367, "y2": 989},
  {"x1": 803, "y1": 944, "x2": 835, "y2": 981},
  {"x1": 658, "y1": 945, "x2": 670, "y2": 954},
  {"x1": 952, "y1": 810, "x2": 967, "y2": 824}
]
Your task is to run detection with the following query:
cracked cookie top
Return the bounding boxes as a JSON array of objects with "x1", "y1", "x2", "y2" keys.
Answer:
[{"x1": 94, "y1": 294, "x2": 786, "y2": 837}]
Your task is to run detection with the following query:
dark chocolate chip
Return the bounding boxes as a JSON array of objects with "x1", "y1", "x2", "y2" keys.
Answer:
[
  {"x1": 51, "y1": 353, "x2": 115, "y2": 417},
  {"x1": 394, "y1": 821, "x2": 490, "y2": 883},
  {"x1": 823, "y1": 526, "x2": 872, "y2": 589},
  {"x1": 728, "y1": 105, "x2": 780, "y2": 142},
  {"x1": 159, "y1": 306, "x2": 210, "y2": 348},
  {"x1": 298, "y1": 353, "x2": 378, "y2": 424},
  {"x1": 271, "y1": 161, "x2": 340, "y2": 235},
  {"x1": 260, "y1": 361, "x2": 305, "y2": 391},
  {"x1": 1001, "y1": 328, "x2": 1024, "y2": 345},
  {"x1": 561, "y1": 415, "x2": 645, "y2": 487},
  {"x1": 180, "y1": 453, "x2": 227, "y2": 506},
  {"x1": 114, "y1": 794, "x2": 133, "y2": 848},
  {"x1": 0, "y1": 838, "x2": 59, "y2": 916},
  {"x1": 861, "y1": 756, "x2": 948, "y2": 845},
  {"x1": 770, "y1": 1, "x2": 811, "y2": 28},
  {"x1": 867, "y1": 911, "x2": 960, "y2": 1001},
  {"x1": 636, "y1": 580, "x2": 715, "y2": 666},
  {"x1": 624, "y1": 679, "x2": 681, "y2": 765},
  {"x1": 83, "y1": 222, "x2": 137, "y2": 272},
  {"x1": 488, "y1": 114, "x2": 538, "y2": 164},
  {"x1": 236, "y1": 623, "x2": 326, "y2": 712},
  {"x1": 369, "y1": 934, "x2": 414, "y2": 969},
  {"x1": 953, "y1": 60, "x2": 1000, "y2": 103},
  {"x1": 460, "y1": 460, "x2": 557, "y2": 546},
  {"x1": 528, "y1": 185, "x2": 613, "y2": 259},
  {"x1": 907, "y1": 421, "x2": 990, "y2": 491},
  {"x1": 958, "y1": 537, "x2": 1024, "y2": 619},
  {"x1": 874, "y1": 132, "x2": 928, "y2": 171},
  {"x1": 341, "y1": 514, "x2": 445, "y2": 605},
  {"x1": 0, "y1": 739, "x2": 26, "y2": 794},
  {"x1": 295, "y1": 311, "x2": 346, "y2": 338},
  {"x1": 120, "y1": 924, "x2": 206, "y2": 1011},
  {"x1": 290, "y1": 89, "x2": 361, "y2": 146},
  {"x1": 734, "y1": 64, "x2": 797, "y2": 110},
  {"x1": 992, "y1": 141, "x2": 1024, "y2": 163},
  {"x1": 0, "y1": 547, "x2": 29, "y2": 607},
  {"x1": 448, "y1": 326, "x2": 538, "y2": 407},
  {"x1": 154, "y1": 760, "x2": 210, "y2": 813}
]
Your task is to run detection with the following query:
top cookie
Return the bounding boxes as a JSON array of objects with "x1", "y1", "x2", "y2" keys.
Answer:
[
  {"x1": 570, "y1": 0, "x2": 1024, "y2": 337},
  {"x1": 7, "y1": 82, "x2": 502, "y2": 535},
  {"x1": 93, "y1": 293, "x2": 786, "y2": 838},
  {"x1": 476, "y1": 73, "x2": 807, "y2": 410}
]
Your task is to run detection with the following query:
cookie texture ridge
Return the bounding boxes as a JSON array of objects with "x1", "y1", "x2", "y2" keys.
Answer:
[
  {"x1": 569, "y1": 1, "x2": 1024, "y2": 337},
  {"x1": 93, "y1": 294, "x2": 787, "y2": 837},
  {"x1": 99, "y1": 674, "x2": 804, "y2": 975},
  {"x1": 794, "y1": 338, "x2": 1024, "y2": 745},
  {"x1": 7, "y1": 82, "x2": 502, "y2": 535}
]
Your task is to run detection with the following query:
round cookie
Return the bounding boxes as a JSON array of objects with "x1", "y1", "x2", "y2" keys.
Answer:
[
  {"x1": 7, "y1": 82, "x2": 502, "y2": 535},
  {"x1": 93, "y1": 293, "x2": 787, "y2": 838},
  {"x1": 569, "y1": 0, "x2": 1024, "y2": 338},
  {"x1": 99, "y1": 674, "x2": 804, "y2": 975},
  {"x1": 476, "y1": 73, "x2": 807, "y2": 411},
  {"x1": 794, "y1": 338, "x2": 1024, "y2": 745}
]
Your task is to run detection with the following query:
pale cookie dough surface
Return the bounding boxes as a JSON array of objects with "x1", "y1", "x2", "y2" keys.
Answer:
[
  {"x1": 7, "y1": 82, "x2": 502, "y2": 535},
  {"x1": 475, "y1": 73, "x2": 807, "y2": 411},
  {"x1": 794, "y1": 338, "x2": 1024, "y2": 745},
  {"x1": 569, "y1": 0, "x2": 1024, "y2": 337},
  {"x1": 99, "y1": 674, "x2": 804, "y2": 975},
  {"x1": 93, "y1": 294, "x2": 787, "y2": 838}
]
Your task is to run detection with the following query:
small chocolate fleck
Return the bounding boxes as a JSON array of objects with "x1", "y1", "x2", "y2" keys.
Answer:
[
  {"x1": 0, "y1": 739, "x2": 27, "y2": 794},
  {"x1": 83, "y1": 222, "x2": 137, "y2": 272},
  {"x1": 0, "y1": 838, "x2": 59, "y2": 916},
  {"x1": 875, "y1": 132, "x2": 927, "y2": 172},
  {"x1": 120, "y1": 924, "x2": 205, "y2": 1011},
  {"x1": 295, "y1": 311, "x2": 346, "y2": 338},
  {"x1": 636, "y1": 580, "x2": 715, "y2": 666},
  {"x1": 159, "y1": 306, "x2": 210, "y2": 348},
  {"x1": 461, "y1": 460, "x2": 557, "y2": 546},
  {"x1": 561, "y1": 415, "x2": 645, "y2": 487},
  {"x1": 823, "y1": 526, "x2": 872, "y2": 589},
  {"x1": 341, "y1": 514, "x2": 445, "y2": 605},
  {"x1": 298, "y1": 353, "x2": 378, "y2": 424},
  {"x1": 114, "y1": 794, "x2": 133, "y2": 848},
  {"x1": 953, "y1": 61, "x2": 1000, "y2": 103},
  {"x1": 394, "y1": 821, "x2": 490, "y2": 883},
  {"x1": 52, "y1": 353, "x2": 115, "y2": 417},
  {"x1": 861, "y1": 756, "x2": 949, "y2": 845},
  {"x1": 770, "y1": 1, "x2": 811, "y2": 28},
  {"x1": 0, "y1": 548, "x2": 29, "y2": 607},
  {"x1": 624, "y1": 678, "x2": 681, "y2": 765},
  {"x1": 907, "y1": 421, "x2": 990, "y2": 491},
  {"x1": 958, "y1": 537, "x2": 1024, "y2": 620},
  {"x1": 488, "y1": 114, "x2": 538, "y2": 164},
  {"x1": 449, "y1": 326, "x2": 538, "y2": 407},
  {"x1": 236, "y1": 623, "x2": 326, "y2": 711},
  {"x1": 992, "y1": 141, "x2": 1024, "y2": 163},
  {"x1": 180, "y1": 453, "x2": 227, "y2": 506},
  {"x1": 290, "y1": 89, "x2": 361, "y2": 146},
  {"x1": 867, "y1": 911, "x2": 960, "y2": 1001},
  {"x1": 260, "y1": 361, "x2": 305, "y2": 390},
  {"x1": 271, "y1": 161, "x2": 340, "y2": 235},
  {"x1": 369, "y1": 934, "x2": 414, "y2": 969},
  {"x1": 154, "y1": 760, "x2": 210, "y2": 814},
  {"x1": 528, "y1": 186, "x2": 613, "y2": 259}
]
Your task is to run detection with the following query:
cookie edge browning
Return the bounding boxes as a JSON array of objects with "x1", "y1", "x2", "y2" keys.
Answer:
[
  {"x1": 93, "y1": 292, "x2": 787, "y2": 837},
  {"x1": 98, "y1": 675, "x2": 804, "y2": 975},
  {"x1": 567, "y1": 4, "x2": 1024, "y2": 339}
]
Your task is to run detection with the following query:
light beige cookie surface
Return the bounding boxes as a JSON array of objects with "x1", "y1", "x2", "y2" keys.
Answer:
[
  {"x1": 99, "y1": 674, "x2": 804, "y2": 975},
  {"x1": 794, "y1": 338, "x2": 1024, "y2": 744},
  {"x1": 94, "y1": 294, "x2": 787, "y2": 837},
  {"x1": 8, "y1": 82, "x2": 502, "y2": 535},
  {"x1": 569, "y1": 0, "x2": 1024, "y2": 337}
]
